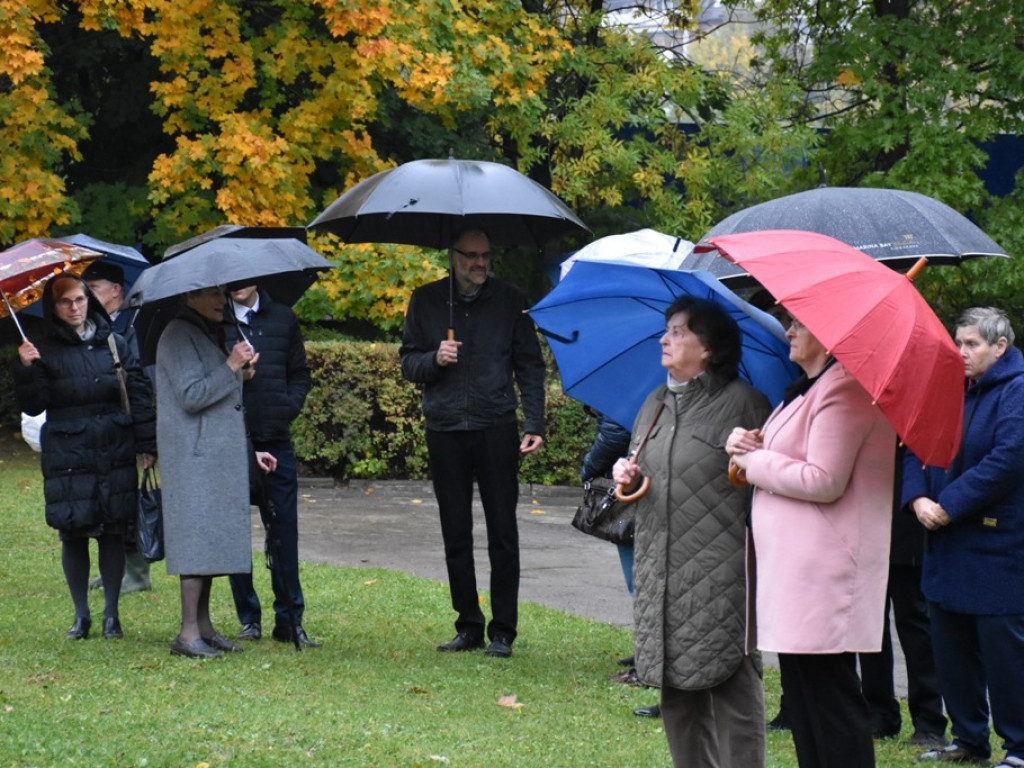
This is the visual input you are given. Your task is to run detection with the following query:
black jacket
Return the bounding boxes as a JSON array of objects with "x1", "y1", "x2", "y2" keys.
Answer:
[
  {"x1": 399, "y1": 276, "x2": 546, "y2": 434},
  {"x1": 13, "y1": 280, "x2": 155, "y2": 532},
  {"x1": 224, "y1": 290, "x2": 311, "y2": 443}
]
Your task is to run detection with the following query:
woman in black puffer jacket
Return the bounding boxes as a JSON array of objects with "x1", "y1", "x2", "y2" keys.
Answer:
[{"x1": 13, "y1": 273, "x2": 155, "y2": 640}]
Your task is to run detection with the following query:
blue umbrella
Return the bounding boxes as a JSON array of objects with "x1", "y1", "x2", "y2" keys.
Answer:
[
  {"x1": 20, "y1": 234, "x2": 151, "y2": 317},
  {"x1": 528, "y1": 261, "x2": 799, "y2": 431}
]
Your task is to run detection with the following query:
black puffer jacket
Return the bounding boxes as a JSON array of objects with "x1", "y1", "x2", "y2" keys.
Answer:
[
  {"x1": 13, "y1": 277, "x2": 156, "y2": 533},
  {"x1": 224, "y1": 290, "x2": 311, "y2": 442},
  {"x1": 399, "y1": 276, "x2": 546, "y2": 435}
]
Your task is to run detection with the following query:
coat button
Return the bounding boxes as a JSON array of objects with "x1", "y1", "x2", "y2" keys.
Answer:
[{"x1": 235, "y1": 404, "x2": 242, "y2": 410}]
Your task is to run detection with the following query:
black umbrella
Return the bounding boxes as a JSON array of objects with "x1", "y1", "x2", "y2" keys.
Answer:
[
  {"x1": 690, "y1": 187, "x2": 1010, "y2": 286},
  {"x1": 307, "y1": 156, "x2": 591, "y2": 249},
  {"x1": 126, "y1": 237, "x2": 333, "y2": 365},
  {"x1": 162, "y1": 225, "x2": 308, "y2": 259}
]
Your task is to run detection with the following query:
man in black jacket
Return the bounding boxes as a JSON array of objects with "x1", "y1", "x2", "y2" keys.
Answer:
[
  {"x1": 225, "y1": 285, "x2": 318, "y2": 647},
  {"x1": 399, "y1": 227, "x2": 546, "y2": 658}
]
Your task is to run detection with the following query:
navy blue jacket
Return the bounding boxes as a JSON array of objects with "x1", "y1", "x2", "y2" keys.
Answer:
[
  {"x1": 580, "y1": 411, "x2": 630, "y2": 481},
  {"x1": 224, "y1": 291, "x2": 311, "y2": 443},
  {"x1": 902, "y1": 345, "x2": 1024, "y2": 614}
]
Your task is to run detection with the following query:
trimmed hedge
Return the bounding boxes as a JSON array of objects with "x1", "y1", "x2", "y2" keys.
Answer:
[
  {"x1": 0, "y1": 340, "x2": 596, "y2": 486},
  {"x1": 293, "y1": 340, "x2": 595, "y2": 485}
]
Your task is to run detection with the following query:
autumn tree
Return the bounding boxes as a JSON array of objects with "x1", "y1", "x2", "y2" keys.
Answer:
[{"x1": 737, "y1": 0, "x2": 1024, "y2": 317}]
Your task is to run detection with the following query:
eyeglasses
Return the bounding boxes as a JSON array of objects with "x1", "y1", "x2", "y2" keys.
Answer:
[
  {"x1": 787, "y1": 317, "x2": 806, "y2": 332},
  {"x1": 56, "y1": 296, "x2": 88, "y2": 309},
  {"x1": 451, "y1": 247, "x2": 493, "y2": 261}
]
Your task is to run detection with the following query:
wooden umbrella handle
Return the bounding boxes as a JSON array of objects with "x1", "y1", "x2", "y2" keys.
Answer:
[
  {"x1": 615, "y1": 464, "x2": 651, "y2": 502},
  {"x1": 613, "y1": 400, "x2": 666, "y2": 503},
  {"x1": 728, "y1": 462, "x2": 748, "y2": 487}
]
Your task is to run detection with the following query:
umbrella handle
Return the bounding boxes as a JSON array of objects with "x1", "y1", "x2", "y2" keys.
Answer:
[
  {"x1": 728, "y1": 462, "x2": 748, "y2": 487},
  {"x1": 1, "y1": 290, "x2": 29, "y2": 343},
  {"x1": 613, "y1": 400, "x2": 666, "y2": 503},
  {"x1": 615, "y1": 472, "x2": 650, "y2": 502},
  {"x1": 906, "y1": 256, "x2": 928, "y2": 281},
  {"x1": 447, "y1": 328, "x2": 455, "y2": 341}
]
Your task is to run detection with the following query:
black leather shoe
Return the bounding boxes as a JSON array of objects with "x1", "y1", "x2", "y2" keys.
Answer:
[
  {"x1": 437, "y1": 632, "x2": 485, "y2": 652},
  {"x1": 102, "y1": 617, "x2": 123, "y2": 639},
  {"x1": 272, "y1": 624, "x2": 321, "y2": 648},
  {"x1": 66, "y1": 616, "x2": 92, "y2": 640},
  {"x1": 485, "y1": 636, "x2": 513, "y2": 658},
  {"x1": 237, "y1": 622, "x2": 262, "y2": 641},
  {"x1": 618, "y1": 655, "x2": 635, "y2": 667},
  {"x1": 203, "y1": 632, "x2": 243, "y2": 652},
  {"x1": 170, "y1": 636, "x2": 223, "y2": 659},
  {"x1": 634, "y1": 704, "x2": 661, "y2": 718}
]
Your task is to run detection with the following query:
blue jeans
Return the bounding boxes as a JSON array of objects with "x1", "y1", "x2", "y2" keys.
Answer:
[
  {"x1": 616, "y1": 543, "x2": 634, "y2": 596},
  {"x1": 229, "y1": 441, "x2": 305, "y2": 627},
  {"x1": 929, "y1": 603, "x2": 1024, "y2": 760}
]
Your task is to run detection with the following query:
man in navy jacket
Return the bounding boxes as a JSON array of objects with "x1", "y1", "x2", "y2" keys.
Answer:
[{"x1": 226, "y1": 285, "x2": 317, "y2": 647}]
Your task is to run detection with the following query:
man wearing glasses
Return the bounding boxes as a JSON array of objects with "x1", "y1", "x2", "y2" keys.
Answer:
[{"x1": 400, "y1": 227, "x2": 546, "y2": 659}]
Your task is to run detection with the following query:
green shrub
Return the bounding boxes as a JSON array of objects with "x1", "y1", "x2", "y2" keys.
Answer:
[
  {"x1": 292, "y1": 340, "x2": 595, "y2": 485},
  {"x1": 0, "y1": 337, "x2": 596, "y2": 486}
]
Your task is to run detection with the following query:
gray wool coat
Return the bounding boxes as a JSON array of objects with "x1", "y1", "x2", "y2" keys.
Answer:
[{"x1": 155, "y1": 312, "x2": 252, "y2": 576}]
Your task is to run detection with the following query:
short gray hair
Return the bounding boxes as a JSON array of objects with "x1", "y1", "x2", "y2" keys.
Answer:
[{"x1": 955, "y1": 306, "x2": 1015, "y2": 346}]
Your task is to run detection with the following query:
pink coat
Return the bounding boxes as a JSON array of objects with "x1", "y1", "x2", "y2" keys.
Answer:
[{"x1": 743, "y1": 362, "x2": 895, "y2": 654}]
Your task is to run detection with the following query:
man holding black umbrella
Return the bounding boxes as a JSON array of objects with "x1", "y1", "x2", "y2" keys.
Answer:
[
  {"x1": 400, "y1": 227, "x2": 546, "y2": 659},
  {"x1": 225, "y1": 284, "x2": 318, "y2": 648}
]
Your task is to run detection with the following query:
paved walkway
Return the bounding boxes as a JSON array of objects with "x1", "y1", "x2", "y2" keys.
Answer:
[{"x1": 279, "y1": 478, "x2": 908, "y2": 696}]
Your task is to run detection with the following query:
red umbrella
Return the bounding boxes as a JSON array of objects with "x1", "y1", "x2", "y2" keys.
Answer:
[
  {"x1": 0, "y1": 239, "x2": 103, "y2": 341},
  {"x1": 697, "y1": 230, "x2": 964, "y2": 468}
]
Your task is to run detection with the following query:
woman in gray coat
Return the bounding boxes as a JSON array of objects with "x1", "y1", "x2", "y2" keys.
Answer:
[
  {"x1": 613, "y1": 296, "x2": 772, "y2": 767},
  {"x1": 155, "y1": 286, "x2": 276, "y2": 659}
]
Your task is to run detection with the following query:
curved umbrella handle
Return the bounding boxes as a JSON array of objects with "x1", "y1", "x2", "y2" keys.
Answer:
[
  {"x1": 728, "y1": 461, "x2": 748, "y2": 487},
  {"x1": 615, "y1": 465, "x2": 651, "y2": 502}
]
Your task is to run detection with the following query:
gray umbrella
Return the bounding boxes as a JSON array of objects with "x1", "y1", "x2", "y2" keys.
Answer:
[
  {"x1": 307, "y1": 156, "x2": 590, "y2": 249},
  {"x1": 689, "y1": 186, "x2": 1010, "y2": 286},
  {"x1": 162, "y1": 225, "x2": 308, "y2": 259},
  {"x1": 126, "y1": 237, "x2": 333, "y2": 365}
]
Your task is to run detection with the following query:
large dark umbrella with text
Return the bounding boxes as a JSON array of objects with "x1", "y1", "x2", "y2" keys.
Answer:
[
  {"x1": 687, "y1": 187, "x2": 1010, "y2": 286},
  {"x1": 698, "y1": 230, "x2": 964, "y2": 468}
]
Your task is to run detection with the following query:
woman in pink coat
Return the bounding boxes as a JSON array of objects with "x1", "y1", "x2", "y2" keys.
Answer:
[{"x1": 727, "y1": 315, "x2": 896, "y2": 768}]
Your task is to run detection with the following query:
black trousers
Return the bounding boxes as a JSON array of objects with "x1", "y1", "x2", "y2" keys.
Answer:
[
  {"x1": 426, "y1": 423, "x2": 520, "y2": 642},
  {"x1": 859, "y1": 563, "x2": 947, "y2": 737},
  {"x1": 779, "y1": 652, "x2": 875, "y2": 768}
]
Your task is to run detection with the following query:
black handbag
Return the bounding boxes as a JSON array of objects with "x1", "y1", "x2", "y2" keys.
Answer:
[
  {"x1": 136, "y1": 466, "x2": 165, "y2": 562},
  {"x1": 571, "y1": 476, "x2": 636, "y2": 545}
]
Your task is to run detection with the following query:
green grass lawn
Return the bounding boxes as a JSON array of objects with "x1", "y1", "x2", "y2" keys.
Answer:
[{"x1": 0, "y1": 432, "x2": 954, "y2": 767}]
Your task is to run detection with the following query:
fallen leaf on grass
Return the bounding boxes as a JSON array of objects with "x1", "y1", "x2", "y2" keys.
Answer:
[
  {"x1": 364, "y1": 487, "x2": 375, "y2": 496},
  {"x1": 364, "y1": 578, "x2": 379, "y2": 586},
  {"x1": 497, "y1": 694, "x2": 524, "y2": 711},
  {"x1": 409, "y1": 686, "x2": 429, "y2": 695}
]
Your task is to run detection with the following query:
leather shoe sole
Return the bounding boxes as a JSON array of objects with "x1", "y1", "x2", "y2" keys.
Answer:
[
  {"x1": 634, "y1": 704, "x2": 661, "y2": 718},
  {"x1": 66, "y1": 616, "x2": 92, "y2": 640},
  {"x1": 272, "y1": 625, "x2": 321, "y2": 648},
  {"x1": 204, "y1": 632, "x2": 243, "y2": 652},
  {"x1": 437, "y1": 633, "x2": 485, "y2": 652},
  {"x1": 102, "y1": 617, "x2": 123, "y2": 639},
  {"x1": 237, "y1": 623, "x2": 262, "y2": 641},
  {"x1": 485, "y1": 637, "x2": 513, "y2": 658},
  {"x1": 170, "y1": 636, "x2": 223, "y2": 659}
]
